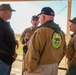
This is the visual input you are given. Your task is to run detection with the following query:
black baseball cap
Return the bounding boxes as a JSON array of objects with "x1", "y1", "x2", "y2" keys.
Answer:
[
  {"x1": 32, "y1": 15, "x2": 39, "y2": 20},
  {"x1": 38, "y1": 7, "x2": 55, "y2": 16},
  {"x1": 69, "y1": 17, "x2": 76, "y2": 24}
]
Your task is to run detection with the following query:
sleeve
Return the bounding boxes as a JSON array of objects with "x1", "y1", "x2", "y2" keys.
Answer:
[
  {"x1": 71, "y1": 36, "x2": 76, "y2": 66},
  {"x1": 62, "y1": 33, "x2": 66, "y2": 57},
  {"x1": 20, "y1": 28, "x2": 29, "y2": 44},
  {"x1": 74, "y1": 36, "x2": 76, "y2": 51},
  {"x1": 66, "y1": 37, "x2": 75, "y2": 60},
  {"x1": 25, "y1": 30, "x2": 45, "y2": 72},
  {"x1": 59, "y1": 32, "x2": 66, "y2": 64},
  {"x1": 0, "y1": 26, "x2": 14, "y2": 56}
]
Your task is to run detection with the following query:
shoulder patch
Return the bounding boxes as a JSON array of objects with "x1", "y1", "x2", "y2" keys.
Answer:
[{"x1": 52, "y1": 32, "x2": 62, "y2": 49}]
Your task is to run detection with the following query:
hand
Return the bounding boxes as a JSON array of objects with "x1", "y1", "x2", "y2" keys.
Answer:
[
  {"x1": 12, "y1": 53, "x2": 17, "y2": 59},
  {"x1": 24, "y1": 31, "x2": 31, "y2": 40},
  {"x1": 16, "y1": 40, "x2": 19, "y2": 49}
]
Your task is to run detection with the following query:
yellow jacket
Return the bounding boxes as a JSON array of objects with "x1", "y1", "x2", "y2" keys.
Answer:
[{"x1": 25, "y1": 20, "x2": 66, "y2": 72}]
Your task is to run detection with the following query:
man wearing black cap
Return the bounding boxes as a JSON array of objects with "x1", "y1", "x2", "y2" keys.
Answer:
[
  {"x1": 20, "y1": 15, "x2": 39, "y2": 75},
  {"x1": 25, "y1": 7, "x2": 66, "y2": 75},
  {"x1": 66, "y1": 17, "x2": 76, "y2": 75},
  {"x1": 0, "y1": 4, "x2": 19, "y2": 75}
]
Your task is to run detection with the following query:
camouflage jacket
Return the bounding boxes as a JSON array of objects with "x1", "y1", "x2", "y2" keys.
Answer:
[{"x1": 20, "y1": 26, "x2": 37, "y2": 45}]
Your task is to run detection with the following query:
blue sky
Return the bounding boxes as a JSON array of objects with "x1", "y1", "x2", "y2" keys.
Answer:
[{"x1": 0, "y1": 1, "x2": 76, "y2": 34}]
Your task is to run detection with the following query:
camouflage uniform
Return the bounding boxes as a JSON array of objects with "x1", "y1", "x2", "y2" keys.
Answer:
[
  {"x1": 66, "y1": 32, "x2": 76, "y2": 75},
  {"x1": 20, "y1": 26, "x2": 37, "y2": 75},
  {"x1": 20, "y1": 27, "x2": 37, "y2": 44}
]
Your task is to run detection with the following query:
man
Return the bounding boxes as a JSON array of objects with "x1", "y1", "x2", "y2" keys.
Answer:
[
  {"x1": 0, "y1": 4, "x2": 19, "y2": 75},
  {"x1": 66, "y1": 17, "x2": 76, "y2": 75},
  {"x1": 25, "y1": 7, "x2": 66, "y2": 75},
  {"x1": 20, "y1": 15, "x2": 39, "y2": 75}
]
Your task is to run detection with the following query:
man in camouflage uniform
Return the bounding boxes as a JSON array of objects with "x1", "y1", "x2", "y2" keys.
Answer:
[
  {"x1": 66, "y1": 17, "x2": 76, "y2": 75},
  {"x1": 20, "y1": 15, "x2": 39, "y2": 75}
]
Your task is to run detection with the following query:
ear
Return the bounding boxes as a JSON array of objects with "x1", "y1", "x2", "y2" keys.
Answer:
[{"x1": 42, "y1": 15, "x2": 45, "y2": 21}]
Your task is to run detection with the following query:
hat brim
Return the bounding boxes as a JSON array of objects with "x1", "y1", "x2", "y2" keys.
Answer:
[
  {"x1": 10, "y1": 9, "x2": 15, "y2": 12},
  {"x1": 69, "y1": 20, "x2": 76, "y2": 24},
  {"x1": 0, "y1": 9, "x2": 16, "y2": 12},
  {"x1": 37, "y1": 13, "x2": 41, "y2": 16}
]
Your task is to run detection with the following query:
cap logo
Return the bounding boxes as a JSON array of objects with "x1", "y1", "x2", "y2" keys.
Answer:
[
  {"x1": 42, "y1": 11, "x2": 45, "y2": 14},
  {"x1": 51, "y1": 12, "x2": 54, "y2": 15},
  {"x1": 52, "y1": 32, "x2": 62, "y2": 49}
]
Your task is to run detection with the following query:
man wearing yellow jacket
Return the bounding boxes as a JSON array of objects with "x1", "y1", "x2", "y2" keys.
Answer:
[{"x1": 25, "y1": 7, "x2": 66, "y2": 75}]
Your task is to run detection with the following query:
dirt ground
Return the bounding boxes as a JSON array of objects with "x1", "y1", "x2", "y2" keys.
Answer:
[{"x1": 10, "y1": 53, "x2": 22, "y2": 75}]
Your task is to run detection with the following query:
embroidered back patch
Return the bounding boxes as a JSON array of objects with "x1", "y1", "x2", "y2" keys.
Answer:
[{"x1": 52, "y1": 32, "x2": 62, "y2": 49}]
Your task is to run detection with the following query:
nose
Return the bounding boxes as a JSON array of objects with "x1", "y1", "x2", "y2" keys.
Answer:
[
  {"x1": 69, "y1": 25, "x2": 71, "y2": 27},
  {"x1": 69, "y1": 24, "x2": 72, "y2": 27}
]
